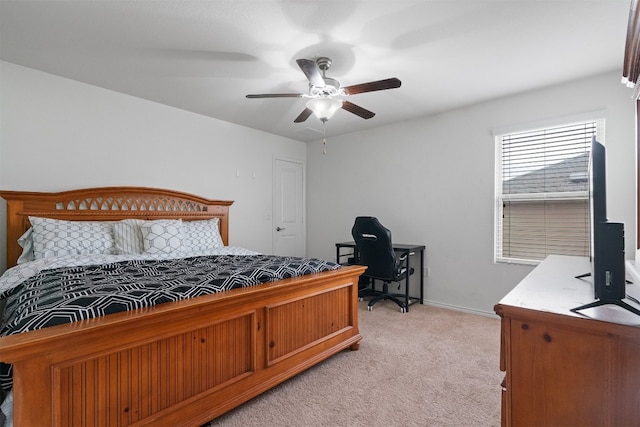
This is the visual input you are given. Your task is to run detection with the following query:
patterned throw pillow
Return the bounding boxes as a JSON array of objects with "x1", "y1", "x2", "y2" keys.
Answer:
[
  {"x1": 140, "y1": 219, "x2": 184, "y2": 254},
  {"x1": 182, "y1": 218, "x2": 224, "y2": 253},
  {"x1": 29, "y1": 217, "x2": 116, "y2": 260},
  {"x1": 113, "y1": 219, "x2": 145, "y2": 254}
]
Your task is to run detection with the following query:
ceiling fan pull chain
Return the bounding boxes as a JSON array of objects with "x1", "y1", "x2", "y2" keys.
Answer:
[{"x1": 322, "y1": 120, "x2": 327, "y2": 155}]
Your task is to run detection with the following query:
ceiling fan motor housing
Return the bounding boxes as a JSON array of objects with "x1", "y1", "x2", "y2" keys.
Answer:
[{"x1": 310, "y1": 77, "x2": 341, "y2": 97}]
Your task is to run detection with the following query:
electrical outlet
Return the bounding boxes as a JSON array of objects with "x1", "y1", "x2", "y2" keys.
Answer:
[{"x1": 424, "y1": 267, "x2": 430, "y2": 277}]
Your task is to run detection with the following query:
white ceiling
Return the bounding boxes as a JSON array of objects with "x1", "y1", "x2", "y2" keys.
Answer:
[{"x1": 0, "y1": 0, "x2": 632, "y2": 142}]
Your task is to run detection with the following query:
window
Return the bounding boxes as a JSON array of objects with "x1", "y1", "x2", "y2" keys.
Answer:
[{"x1": 495, "y1": 118, "x2": 605, "y2": 264}]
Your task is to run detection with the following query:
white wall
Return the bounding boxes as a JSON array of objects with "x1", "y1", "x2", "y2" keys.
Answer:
[
  {"x1": 0, "y1": 61, "x2": 307, "y2": 272},
  {"x1": 306, "y1": 70, "x2": 636, "y2": 315},
  {"x1": 1, "y1": 62, "x2": 635, "y2": 315}
]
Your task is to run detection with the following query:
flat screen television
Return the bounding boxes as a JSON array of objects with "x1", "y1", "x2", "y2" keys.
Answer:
[
  {"x1": 589, "y1": 137, "x2": 607, "y2": 242},
  {"x1": 588, "y1": 137, "x2": 624, "y2": 301},
  {"x1": 572, "y1": 137, "x2": 639, "y2": 316}
]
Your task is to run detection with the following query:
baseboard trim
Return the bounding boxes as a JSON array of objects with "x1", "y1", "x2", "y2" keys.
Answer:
[{"x1": 422, "y1": 300, "x2": 498, "y2": 319}]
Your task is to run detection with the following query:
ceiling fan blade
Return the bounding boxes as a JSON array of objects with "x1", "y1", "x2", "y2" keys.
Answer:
[
  {"x1": 296, "y1": 59, "x2": 325, "y2": 87},
  {"x1": 342, "y1": 101, "x2": 375, "y2": 119},
  {"x1": 294, "y1": 108, "x2": 313, "y2": 123},
  {"x1": 246, "y1": 93, "x2": 304, "y2": 98},
  {"x1": 342, "y1": 78, "x2": 401, "y2": 95}
]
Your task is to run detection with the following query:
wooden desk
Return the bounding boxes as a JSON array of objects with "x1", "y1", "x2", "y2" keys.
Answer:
[
  {"x1": 335, "y1": 241, "x2": 425, "y2": 310},
  {"x1": 494, "y1": 255, "x2": 640, "y2": 427}
]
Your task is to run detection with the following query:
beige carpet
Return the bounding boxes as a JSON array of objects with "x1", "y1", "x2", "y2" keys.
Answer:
[{"x1": 206, "y1": 301, "x2": 502, "y2": 427}]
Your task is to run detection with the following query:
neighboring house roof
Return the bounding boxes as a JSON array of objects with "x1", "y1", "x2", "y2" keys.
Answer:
[{"x1": 503, "y1": 153, "x2": 589, "y2": 194}]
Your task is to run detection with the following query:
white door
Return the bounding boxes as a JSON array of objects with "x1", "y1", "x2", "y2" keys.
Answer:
[{"x1": 273, "y1": 158, "x2": 305, "y2": 256}]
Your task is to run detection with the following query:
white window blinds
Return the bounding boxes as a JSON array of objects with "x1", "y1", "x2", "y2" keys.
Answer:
[{"x1": 495, "y1": 119, "x2": 605, "y2": 263}]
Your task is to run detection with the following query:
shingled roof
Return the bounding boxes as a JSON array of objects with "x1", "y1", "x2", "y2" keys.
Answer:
[{"x1": 503, "y1": 153, "x2": 589, "y2": 194}]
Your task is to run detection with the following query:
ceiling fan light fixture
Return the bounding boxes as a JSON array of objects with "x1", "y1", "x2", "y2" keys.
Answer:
[{"x1": 306, "y1": 97, "x2": 343, "y2": 121}]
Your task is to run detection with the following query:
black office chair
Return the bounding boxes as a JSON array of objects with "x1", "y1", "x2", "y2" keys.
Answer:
[{"x1": 351, "y1": 216, "x2": 414, "y2": 313}]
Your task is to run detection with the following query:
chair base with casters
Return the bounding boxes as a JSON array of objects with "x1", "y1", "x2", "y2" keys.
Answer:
[{"x1": 358, "y1": 272, "x2": 416, "y2": 313}]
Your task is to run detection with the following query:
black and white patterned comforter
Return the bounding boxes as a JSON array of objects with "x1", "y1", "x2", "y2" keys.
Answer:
[{"x1": 0, "y1": 251, "x2": 340, "y2": 391}]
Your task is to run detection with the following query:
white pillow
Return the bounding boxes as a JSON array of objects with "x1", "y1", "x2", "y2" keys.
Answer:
[
  {"x1": 16, "y1": 228, "x2": 34, "y2": 264},
  {"x1": 113, "y1": 219, "x2": 145, "y2": 254},
  {"x1": 29, "y1": 217, "x2": 116, "y2": 260},
  {"x1": 140, "y1": 219, "x2": 184, "y2": 255},
  {"x1": 182, "y1": 218, "x2": 224, "y2": 253}
]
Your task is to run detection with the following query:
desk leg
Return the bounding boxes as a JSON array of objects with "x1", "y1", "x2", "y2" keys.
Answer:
[
  {"x1": 420, "y1": 249, "x2": 424, "y2": 304},
  {"x1": 405, "y1": 268, "x2": 410, "y2": 313}
]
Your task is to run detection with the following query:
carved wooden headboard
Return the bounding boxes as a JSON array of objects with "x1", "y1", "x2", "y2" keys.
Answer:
[{"x1": 0, "y1": 187, "x2": 233, "y2": 268}]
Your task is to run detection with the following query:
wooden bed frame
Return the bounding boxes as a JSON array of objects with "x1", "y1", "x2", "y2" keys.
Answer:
[{"x1": 0, "y1": 187, "x2": 365, "y2": 427}]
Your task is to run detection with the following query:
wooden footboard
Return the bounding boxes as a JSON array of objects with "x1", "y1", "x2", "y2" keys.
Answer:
[{"x1": 0, "y1": 265, "x2": 365, "y2": 426}]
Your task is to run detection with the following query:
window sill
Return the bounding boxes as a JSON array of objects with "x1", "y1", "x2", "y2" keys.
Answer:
[{"x1": 495, "y1": 257, "x2": 541, "y2": 266}]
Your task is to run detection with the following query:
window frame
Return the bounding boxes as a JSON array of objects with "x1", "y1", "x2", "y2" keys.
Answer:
[{"x1": 493, "y1": 115, "x2": 605, "y2": 265}]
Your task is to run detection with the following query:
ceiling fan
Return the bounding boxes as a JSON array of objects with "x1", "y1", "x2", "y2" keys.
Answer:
[{"x1": 246, "y1": 57, "x2": 401, "y2": 123}]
